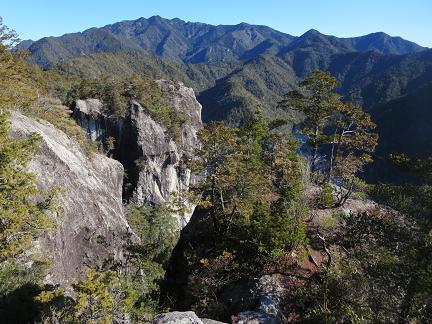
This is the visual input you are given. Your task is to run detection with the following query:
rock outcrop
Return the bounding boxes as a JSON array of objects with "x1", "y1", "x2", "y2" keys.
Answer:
[
  {"x1": 10, "y1": 111, "x2": 131, "y2": 289},
  {"x1": 73, "y1": 80, "x2": 202, "y2": 227},
  {"x1": 153, "y1": 311, "x2": 204, "y2": 324},
  {"x1": 131, "y1": 80, "x2": 201, "y2": 226},
  {"x1": 73, "y1": 98, "x2": 124, "y2": 143},
  {"x1": 236, "y1": 311, "x2": 278, "y2": 324},
  {"x1": 153, "y1": 311, "x2": 226, "y2": 324}
]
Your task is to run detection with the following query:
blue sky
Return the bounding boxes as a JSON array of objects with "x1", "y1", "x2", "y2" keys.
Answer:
[{"x1": 2, "y1": 0, "x2": 431, "y2": 47}]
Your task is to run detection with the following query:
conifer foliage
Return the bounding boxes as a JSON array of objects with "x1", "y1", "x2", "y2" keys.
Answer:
[
  {"x1": 0, "y1": 18, "x2": 55, "y2": 292},
  {"x1": 279, "y1": 70, "x2": 378, "y2": 205},
  {"x1": 0, "y1": 18, "x2": 58, "y2": 323},
  {"x1": 165, "y1": 111, "x2": 309, "y2": 318}
]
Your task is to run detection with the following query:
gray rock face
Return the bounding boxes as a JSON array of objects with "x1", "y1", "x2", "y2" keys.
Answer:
[
  {"x1": 128, "y1": 99, "x2": 181, "y2": 204},
  {"x1": 131, "y1": 80, "x2": 202, "y2": 227},
  {"x1": 73, "y1": 80, "x2": 202, "y2": 227},
  {"x1": 201, "y1": 319, "x2": 227, "y2": 324},
  {"x1": 73, "y1": 98, "x2": 124, "y2": 145},
  {"x1": 236, "y1": 311, "x2": 278, "y2": 324},
  {"x1": 153, "y1": 311, "x2": 204, "y2": 324},
  {"x1": 10, "y1": 111, "x2": 131, "y2": 289},
  {"x1": 73, "y1": 98, "x2": 106, "y2": 142},
  {"x1": 256, "y1": 275, "x2": 285, "y2": 320}
]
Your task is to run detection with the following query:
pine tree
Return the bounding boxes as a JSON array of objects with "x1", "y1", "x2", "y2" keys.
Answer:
[
  {"x1": 0, "y1": 18, "x2": 40, "y2": 111},
  {"x1": 329, "y1": 102, "x2": 378, "y2": 205},
  {"x1": 279, "y1": 71, "x2": 377, "y2": 205},
  {"x1": 72, "y1": 268, "x2": 117, "y2": 324},
  {"x1": 278, "y1": 70, "x2": 340, "y2": 174},
  {"x1": 174, "y1": 113, "x2": 309, "y2": 317},
  {"x1": 304, "y1": 157, "x2": 432, "y2": 322}
]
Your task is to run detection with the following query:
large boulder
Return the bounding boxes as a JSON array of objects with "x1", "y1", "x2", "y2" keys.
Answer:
[
  {"x1": 236, "y1": 311, "x2": 278, "y2": 324},
  {"x1": 201, "y1": 319, "x2": 227, "y2": 324},
  {"x1": 10, "y1": 111, "x2": 131, "y2": 289},
  {"x1": 153, "y1": 311, "x2": 204, "y2": 324},
  {"x1": 152, "y1": 312, "x2": 228, "y2": 324}
]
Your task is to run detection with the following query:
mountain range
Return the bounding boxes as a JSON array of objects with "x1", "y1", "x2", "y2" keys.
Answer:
[
  {"x1": 21, "y1": 15, "x2": 432, "y2": 182},
  {"x1": 22, "y1": 15, "x2": 425, "y2": 68}
]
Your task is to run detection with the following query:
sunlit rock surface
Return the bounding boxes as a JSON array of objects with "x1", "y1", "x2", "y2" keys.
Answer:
[{"x1": 10, "y1": 111, "x2": 131, "y2": 289}]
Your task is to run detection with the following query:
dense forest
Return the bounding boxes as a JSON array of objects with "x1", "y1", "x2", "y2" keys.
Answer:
[{"x1": 1, "y1": 15, "x2": 431, "y2": 324}]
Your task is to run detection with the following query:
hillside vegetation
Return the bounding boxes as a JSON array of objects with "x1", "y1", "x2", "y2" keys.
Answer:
[{"x1": 22, "y1": 16, "x2": 432, "y2": 183}]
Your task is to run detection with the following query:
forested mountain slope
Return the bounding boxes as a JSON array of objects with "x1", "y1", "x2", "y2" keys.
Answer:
[
  {"x1": 24, "y1": 16, "x2": 424, "y2": 68},
  {"x1": 24, "y1": 16, "x2": 432, "y2": 182}
]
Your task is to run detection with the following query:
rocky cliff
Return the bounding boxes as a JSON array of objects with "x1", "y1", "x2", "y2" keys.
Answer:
[
  {"x1": 73, "y1": 80, "x2": 202, "y2": 227},
  {"x1": 73, "y1": 98, "x2": 124, "y2": 144},
  {"x1": 10, "y1": 111, "x2": 132, "y2": 289}
]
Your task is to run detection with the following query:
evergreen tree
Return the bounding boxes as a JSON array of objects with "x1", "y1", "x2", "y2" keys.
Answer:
[
  {"x1": 279, "y1": 71, "x2": 377, "y2": 205},
  {"x1": 72, "y1": 268, "x2": 117, "y2": 324},
  {"x1": 0, "y1": 113, "x2": 54, "y2": 264},
  {"x1": 302, "y1": 157, "x2": 432, "y2": 323},
  {"x1": 0, "y1": 18, "x2": 55, "y2": 293},
  {"x1": 0, "y1": 18, "x2": 39, "y2": 111},
  {"x1": 278, "y1": 71, "x2": 339, "y2": 174},
  {"x1": 0, "y1": 18, "x2": 58, "y2": 323},
  {"x1": 329, "y1": 102, "x2": 378, "y2": 205},
  {"x1": 167, "y1": 112, "x2": 308, "y2": 318}
]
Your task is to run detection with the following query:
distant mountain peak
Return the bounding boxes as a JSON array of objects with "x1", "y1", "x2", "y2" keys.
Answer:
[
  {"x1": 347, "y1": 31, "x2": 425, "y2": 54},
  {"x1": 360, "y1": 32, "x2": 394, "y2": 40},
  {"x1": 15, "y1": 39, "x2": 34, "y2": 50},
  {"x1": 302, "y1": 28, "x2": 323, "y2": 36},
  {"x1": 289, "y1": 29, "x2": 335, "y2": 50},
  {"x1": 149, "y1": 15, "x2": 162, "y2": 20}
]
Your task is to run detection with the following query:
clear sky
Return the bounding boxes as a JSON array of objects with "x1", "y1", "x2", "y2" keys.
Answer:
[{"x1": 2, "y1": 0, "x2": 431, "y2": 47}]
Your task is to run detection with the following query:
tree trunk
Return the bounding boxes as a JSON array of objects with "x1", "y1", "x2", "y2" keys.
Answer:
[
  {"x1": 328, "y1": 127, "x2": 339, "y2": 182},
  {"x1": 398, "y1": 276, "x2": 417, "y2": 323},
  {"x1": 338, "y1": 177, "x2": 354, "y2": 206},
  {"x1": 317, "y1": 233, "x2": 332, "y2": 268},
  {"x1": 311, "y1": 126, "x2": 319, "y2": 175},
  {"x1": 332, "y1": 128, "x2": 345, "y2": 175},
  {"x1": 219, "y1": 190, "x2": 225, "y2": 212},
  {"x1": 210, "y1": 175, "x2": 218, "y2": 232}
]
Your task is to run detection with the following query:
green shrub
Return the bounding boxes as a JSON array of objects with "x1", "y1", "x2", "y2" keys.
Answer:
[{"x1": 318, "y1": 183, "x2": 335, "y2": 208}]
